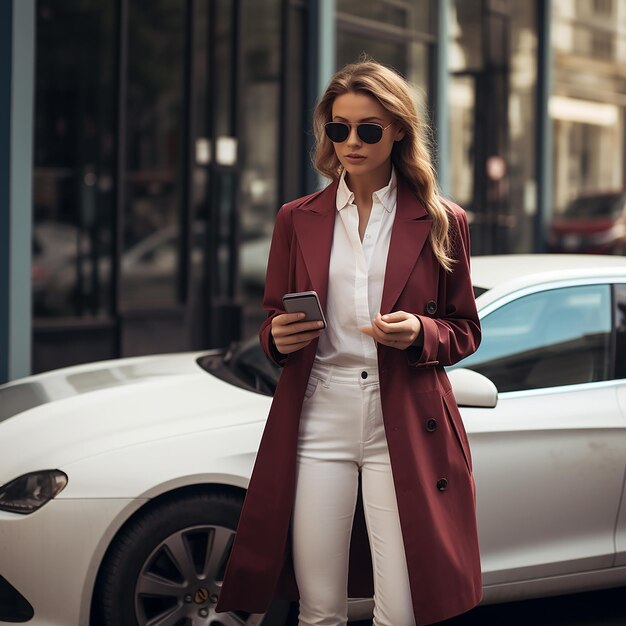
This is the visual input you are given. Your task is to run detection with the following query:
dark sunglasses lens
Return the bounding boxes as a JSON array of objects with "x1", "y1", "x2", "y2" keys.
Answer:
[
  {"x1": 325, "y1": 122, "x2": 350, "y2": 143},
  {"x1": 357, "y1": 123, "x2": 383, "y2": 144}
]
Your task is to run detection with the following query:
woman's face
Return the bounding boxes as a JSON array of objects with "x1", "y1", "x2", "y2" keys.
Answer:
[{"x1": 330, "y1": 91, "x2": 404, "y2": 183}]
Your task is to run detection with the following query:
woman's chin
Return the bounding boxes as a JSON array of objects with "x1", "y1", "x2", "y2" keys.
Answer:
[{"x1": 341, "y1": 161, "x2": 371, "y2": 178}]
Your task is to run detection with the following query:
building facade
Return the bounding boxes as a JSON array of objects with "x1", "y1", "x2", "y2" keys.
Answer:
[{"x1": 1, "y1": 0, "x2": 625, "y2": 382}]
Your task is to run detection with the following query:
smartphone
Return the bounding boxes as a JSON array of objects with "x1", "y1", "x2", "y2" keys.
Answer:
[{"x1": 282, "y1": 290, "x2": 327, "y2": 328}]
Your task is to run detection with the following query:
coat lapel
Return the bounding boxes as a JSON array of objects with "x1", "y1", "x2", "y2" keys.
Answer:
[
  {"x1": 380, "y1": 176, "x2": 432, "y2": 314},
  {"x1": 292, "y1": 179, "x2": 338, "y2": 312}
]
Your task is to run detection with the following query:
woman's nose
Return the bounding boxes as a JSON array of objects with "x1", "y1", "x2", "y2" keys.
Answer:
[{"x1": 346, "y1": 125, "x2": 361, "y2": 146}]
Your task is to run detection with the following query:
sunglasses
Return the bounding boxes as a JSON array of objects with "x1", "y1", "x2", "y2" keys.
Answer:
[{"x1": 324, "y1": 121, "x2": 393, "y2": 144}]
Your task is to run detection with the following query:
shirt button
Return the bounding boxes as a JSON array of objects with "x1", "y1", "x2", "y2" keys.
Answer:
[
  {"x1": 361, "y1": 371, "x2": 368, "y2": 379},
  {"x1": 436, "y1": 478, "x2": 448, "y2": 492}
]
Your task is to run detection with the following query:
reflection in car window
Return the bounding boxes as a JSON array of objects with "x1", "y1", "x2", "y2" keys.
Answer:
[
  {"x1": 564, "y1": 193, "x2": 625, "y2": 219},
  {"x1": 452, "y1": 285, "x2": 611, "y2": 392}
]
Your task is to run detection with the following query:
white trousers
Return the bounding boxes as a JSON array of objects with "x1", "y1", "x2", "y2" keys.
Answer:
[{"x1": 292, "y1": 362, "x2": 416, "y2": 626}]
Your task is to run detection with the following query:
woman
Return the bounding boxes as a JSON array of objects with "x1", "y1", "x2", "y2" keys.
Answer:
[{"x1": 217, "y1": 60, "x2": 482, "y2": 625}]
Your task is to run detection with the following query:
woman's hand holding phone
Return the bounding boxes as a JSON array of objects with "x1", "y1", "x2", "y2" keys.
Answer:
[
  {"x1": 359, "y1": 311, "x2": 422, "y2": 350},
  {"x1": 271, "y1": 313, "x2": 325, "y2": 355}
]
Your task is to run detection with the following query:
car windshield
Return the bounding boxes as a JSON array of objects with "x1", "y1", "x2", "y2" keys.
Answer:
[
  {"x1": 563, "y1": 193, "x2": 625, "y2": 219},
  {"x1": 197, "y1": 339, "x2": 280, "y2": 396}
]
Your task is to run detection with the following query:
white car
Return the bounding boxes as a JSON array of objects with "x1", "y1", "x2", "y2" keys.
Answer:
[{"x1": 1, "y1": 255, "x2": 626, "y2": 625}]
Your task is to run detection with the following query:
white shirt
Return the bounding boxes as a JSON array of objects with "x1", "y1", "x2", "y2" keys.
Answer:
[{"x1": 316, "y1": 168, "x2": 397, "y2": 367}]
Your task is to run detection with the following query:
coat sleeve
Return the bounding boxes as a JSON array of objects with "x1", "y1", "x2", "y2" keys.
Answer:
[
  {"x1": 259, "y1": 205, "x2": 293, "y2": 367},
  {"x1": 407, "y1": 205, "x2": 481, "y2": 368}
]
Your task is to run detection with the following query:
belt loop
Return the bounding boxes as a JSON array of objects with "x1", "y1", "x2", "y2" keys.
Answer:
[{"x1": 322, "y1": 365, "x2": 333, "y2": 388}]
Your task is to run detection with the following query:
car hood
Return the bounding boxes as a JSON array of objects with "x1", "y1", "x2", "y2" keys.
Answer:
[{"x1": 0, "y1": 352, "x2": 270, "y2": 482}]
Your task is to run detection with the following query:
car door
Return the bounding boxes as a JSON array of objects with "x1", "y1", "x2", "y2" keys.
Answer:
[{"x1": 452, "y1": 281, "x2": 626, "y2": 586}]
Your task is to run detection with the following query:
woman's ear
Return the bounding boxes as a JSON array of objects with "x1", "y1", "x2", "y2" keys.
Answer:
[{"x1": 394, "y1": 126, "x2": 406, "y2": 142}]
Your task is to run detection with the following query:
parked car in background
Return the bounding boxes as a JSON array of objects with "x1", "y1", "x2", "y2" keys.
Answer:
[
  {"x1": 549, "y1": 190, "x2": 626, "y2": 255},
  {"x1": 34, "y1": 221, "x2": 271, "y2": 316},
  {"x1": 1, "y1": 255, "x2": 626, "y2": 625}
]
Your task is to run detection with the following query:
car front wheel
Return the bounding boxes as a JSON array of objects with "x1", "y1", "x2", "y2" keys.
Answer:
[{"x1": 95, "y1": 491, "x2": 289, "y2": 626}]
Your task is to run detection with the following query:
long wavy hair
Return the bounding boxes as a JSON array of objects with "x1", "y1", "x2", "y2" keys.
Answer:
[{"x1": 313, "y1": 60, "x2": 455, "y2": 271}]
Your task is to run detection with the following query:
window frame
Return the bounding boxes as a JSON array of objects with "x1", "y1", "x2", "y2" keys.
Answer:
[
  {"x1": 614, "y1": 282, "x2": 626, "y2": 380},
  {"x1": 466, "y1": 276, "x2": 626, "y2": 397}
]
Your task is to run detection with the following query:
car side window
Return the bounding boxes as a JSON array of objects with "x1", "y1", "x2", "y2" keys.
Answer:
[{"x1": 453, "y1": 284, "x2": 612, "y2": 392}]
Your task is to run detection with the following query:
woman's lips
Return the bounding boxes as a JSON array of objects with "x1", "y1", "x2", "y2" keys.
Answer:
[{"x1": 344, "y1": 154, "x2": 366, "y2": 164}]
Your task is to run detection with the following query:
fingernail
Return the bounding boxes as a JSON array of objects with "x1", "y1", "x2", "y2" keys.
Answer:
[
  {"x1": 317, "y1": 321, "x2": 324, "y2": 327},
  {"x1": 298, "y1": 313, "x2": 305, "y2": 319},
  {"x1": 382, "y1": 315, "x2": 389, "y2": 321}
]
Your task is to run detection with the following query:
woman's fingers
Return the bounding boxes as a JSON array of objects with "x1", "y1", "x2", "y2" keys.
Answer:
[
  {"x1": 368, "y1": 311, "x2": 421, "y2": 349},
  {"x1": 374, "y1": 311, "x2": 411, "y2": 333},
  {"x1": 273, "y1": 312, "x2": 305, "y2": 326},
  {"x1": 368, "y1": 321, "x2": 394, "y2": 344},
  {"x1": 272, "y1": 319, "x2": 324, "y2": 338},
  {"x1": 277, "y1": 329, "x2": 322, "y2": 345},
  {"x1": 271, "y1": 313, "x2": 324, "y2": 354},
  {"x1": 380, "y1": 310, "x2": 411, "y2": 323},
  {"x1": 275, "y1": 330, "x2": 322, "y2": 353},
  {"x1": 277, "y1": 338, "x2": 317, "y2": 354}
]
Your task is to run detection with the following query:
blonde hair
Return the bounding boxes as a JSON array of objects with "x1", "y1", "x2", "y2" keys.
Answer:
[{"x1": 313, "y1": 60, "x2": 455, "y2": 271}]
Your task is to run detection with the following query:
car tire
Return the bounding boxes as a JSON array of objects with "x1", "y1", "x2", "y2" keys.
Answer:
[{"x1": 95, "y1": 490, "x2": 291, "y2": 626}]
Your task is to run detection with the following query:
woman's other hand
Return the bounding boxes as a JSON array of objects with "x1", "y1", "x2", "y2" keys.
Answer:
[
  {"x1": 360, "y1": 311, "x2": 422, "y2": 350},
  {"x1": 271, "y1": 313, "x2": 325, "y2": 355}
]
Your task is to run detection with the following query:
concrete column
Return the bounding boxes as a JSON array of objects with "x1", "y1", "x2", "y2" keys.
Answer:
[
  {"x1": 306, "y1": 0, "x2": 336, "y2": 193},
  {"x1": 535, "y1": 0, "x2": 553, "y2": 252},
  {"x1": 0, "y1": 0, "x2": 35, "y2": 384},
  {"x1": 435, "y1": 0, "x2": 450, "y2": 196}
]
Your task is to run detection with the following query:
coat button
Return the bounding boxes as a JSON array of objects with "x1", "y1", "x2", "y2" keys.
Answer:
[
  {"x1": 426, "y1": 418, "x2": 438, "y2": 432},
  {"x1": 436, "y1": 478, "x2": 448, "y2": 492},
  {"x1": 426, "y1": 300, "x2": 437, "y2": 315},
  {"x1": 361, "y1": 371, "x2": 368, "y2": 379}
]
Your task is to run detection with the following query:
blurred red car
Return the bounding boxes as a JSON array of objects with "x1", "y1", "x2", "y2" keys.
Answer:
[{"x1": 549, "y1": 191, "x2": 626, "y2": 255}]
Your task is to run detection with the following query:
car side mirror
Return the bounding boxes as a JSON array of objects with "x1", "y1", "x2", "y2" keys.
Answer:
[{"x1": 447, "y1": 367, "x2": 498, "y2": 408}]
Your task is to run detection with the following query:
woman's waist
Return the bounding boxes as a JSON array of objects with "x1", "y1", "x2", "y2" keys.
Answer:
[{"x1": 310, "y1": 359, "x2": 379, "y2": 385}]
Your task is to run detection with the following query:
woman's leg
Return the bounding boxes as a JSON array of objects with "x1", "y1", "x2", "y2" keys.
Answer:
[
  {"x1": 361, "y1": 388, "x2": 416, "y2": 626},
  {"x1": 293, "y1": 369, "x2": 362, "y2": 626},
  {"x1": 292, "y1": 456, "x2": 359, "y2": 626}
]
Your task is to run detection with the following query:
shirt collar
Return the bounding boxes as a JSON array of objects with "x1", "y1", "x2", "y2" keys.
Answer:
[{"x1": 336, "y1": 167, "x2": 397, "y2": 213}]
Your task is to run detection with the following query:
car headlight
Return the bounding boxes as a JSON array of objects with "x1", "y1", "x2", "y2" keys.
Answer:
[{"x1": 0, "y1": 470, "x2": 68, "y2": 514}]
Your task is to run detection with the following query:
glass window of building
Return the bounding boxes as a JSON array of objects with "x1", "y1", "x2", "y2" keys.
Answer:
[
  {"x1": 449, "y1": 1, "x2": 537, "y2": 255},
  {"x1": 121, "y1": 0, "x2": 186, "y2": 308},
  {"x1": 239, "y1": 0, "x2": 283, "y2": 339},
  {"x1": 549, "y1": 0, "x2": 626, "y2": 256},
  {"x1": 33, "y1": 0, "x2": 117, "y2": 319},
  {"x1": 336, "y1": 0, "x2": 435, "y2": 110}
]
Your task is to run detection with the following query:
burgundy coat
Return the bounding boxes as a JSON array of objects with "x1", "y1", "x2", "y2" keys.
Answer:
[{"x1": 216, "y1": 175, "x2": 482, "y2": 624}]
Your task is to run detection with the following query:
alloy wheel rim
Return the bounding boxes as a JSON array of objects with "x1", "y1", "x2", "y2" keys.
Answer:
[{"x1": 134, "y1": 523, "x2": 265, "y2": 625}]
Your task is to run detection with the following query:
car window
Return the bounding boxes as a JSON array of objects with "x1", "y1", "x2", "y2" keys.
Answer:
[
  {"x1": 564, "y1": 193, "x2": 625, "y2": 219},
  {"x1": 452, "y1": 284, "x2": 612, "y2": 392}
]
